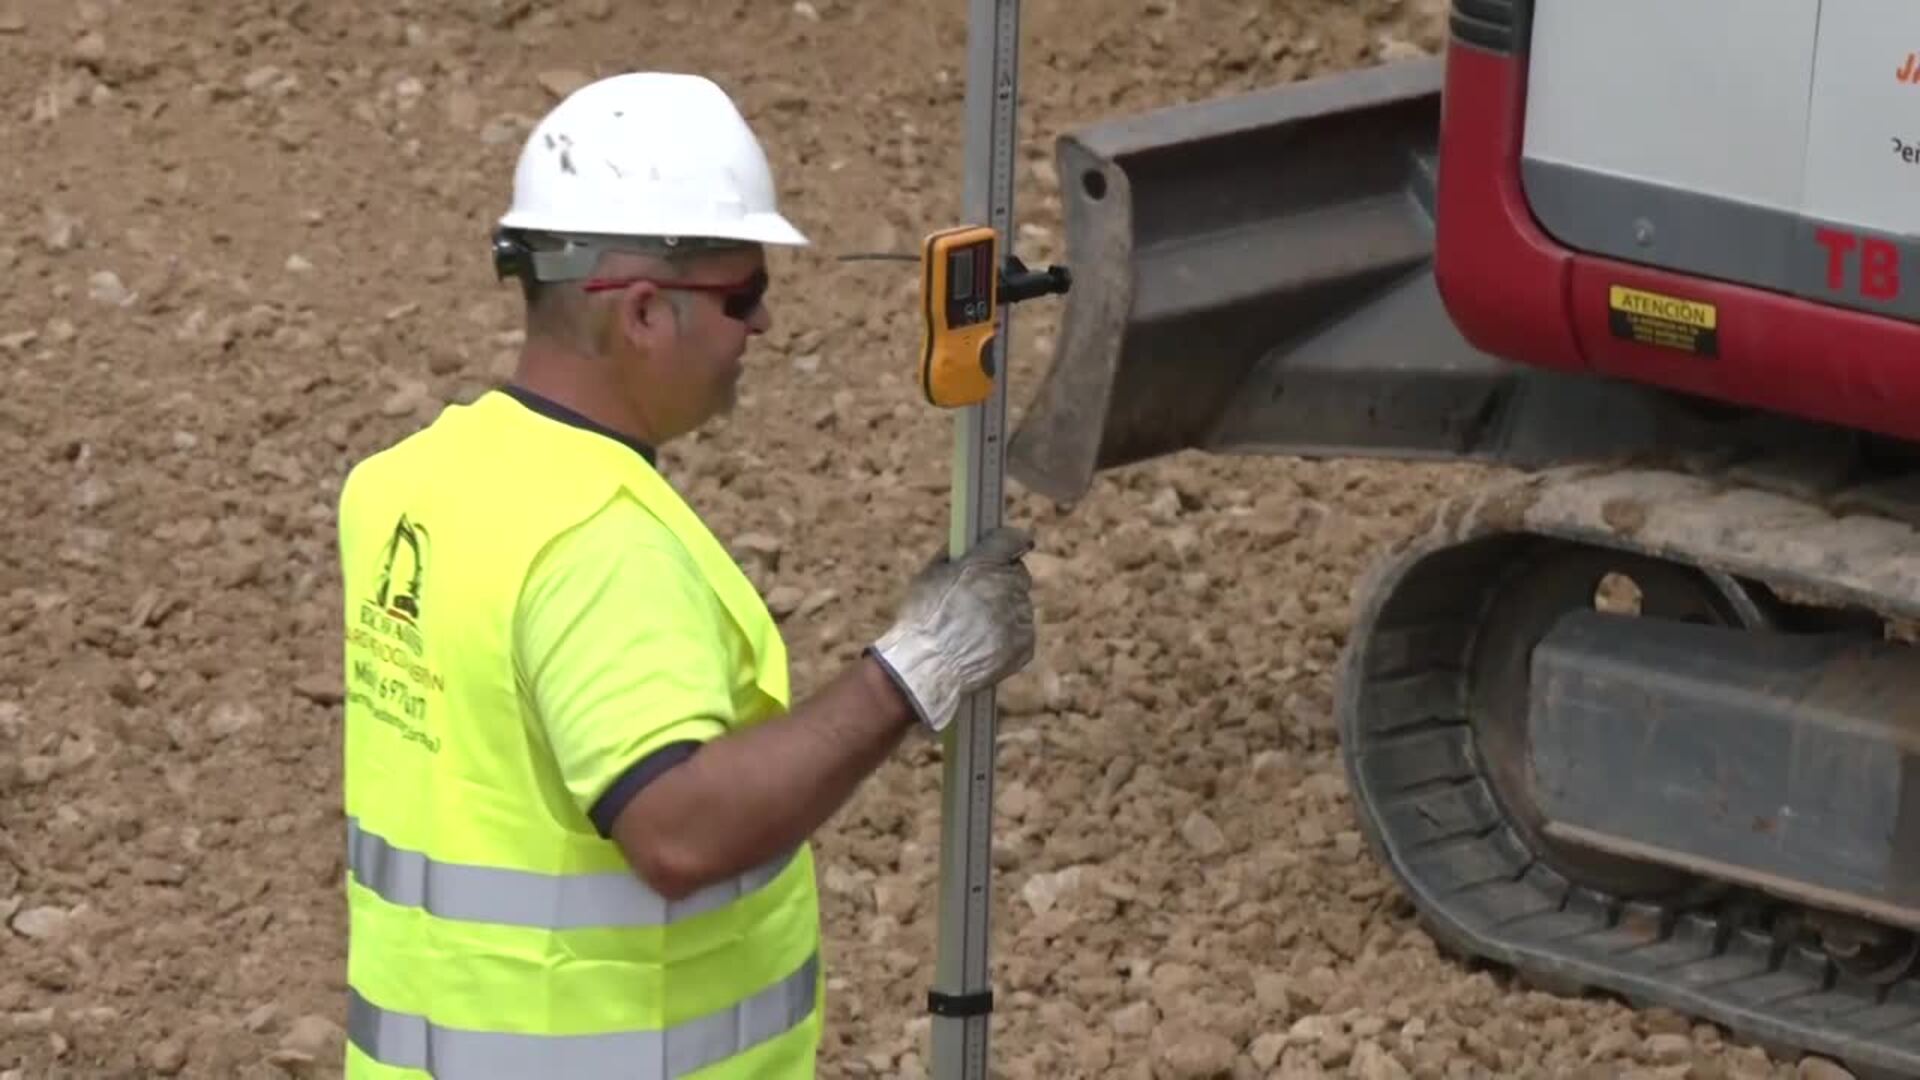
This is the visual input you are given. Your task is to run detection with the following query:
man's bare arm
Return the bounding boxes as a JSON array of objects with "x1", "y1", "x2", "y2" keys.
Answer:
[
  {"x1": 610, "y1": 654, "x2": 912, "y2": 899},
  {"x1": 609, "y1": 525, "x2": 1035, "y2": 900}
]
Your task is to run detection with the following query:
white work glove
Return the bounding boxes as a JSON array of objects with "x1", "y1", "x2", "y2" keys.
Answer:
[{"x1": 868, "y1": 526, "x2": 1038, "y2": 733}]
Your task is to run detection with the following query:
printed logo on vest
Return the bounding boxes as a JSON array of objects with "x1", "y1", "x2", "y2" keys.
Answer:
[
  {"x1": 345, "y1": 514, "x2": 443, "y2": 753},
  {"x1": 376, "y1": 515, "x2": 429, "y2": 630}
]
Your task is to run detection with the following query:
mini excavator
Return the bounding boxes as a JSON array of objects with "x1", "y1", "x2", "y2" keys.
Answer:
[{"x1": 988, "y1": 1, "x2": 1920, "y2": 1076}]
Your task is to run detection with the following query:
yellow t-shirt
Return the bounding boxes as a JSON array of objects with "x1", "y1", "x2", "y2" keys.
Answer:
[{"x1": 512, "y1": 488, "x2": 745, "y2": 835}]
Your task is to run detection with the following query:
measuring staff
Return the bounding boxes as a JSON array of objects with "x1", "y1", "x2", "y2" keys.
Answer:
[
  {"x1": 333, "y1": 71, "x2": 1038, "y2": 1079},
  {"x1": 915, "y1": 4, "x2": 1070, "y2": 1076}
]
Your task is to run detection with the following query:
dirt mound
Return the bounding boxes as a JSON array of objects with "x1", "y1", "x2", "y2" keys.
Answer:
[{"x1": 0, "y1": 0, "x2": 1827, "y2": 1077}]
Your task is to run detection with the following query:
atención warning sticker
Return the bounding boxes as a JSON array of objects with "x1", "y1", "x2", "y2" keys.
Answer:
[{"x1": 1608, "y1": 286, "x2": 1718, "y2": 356}]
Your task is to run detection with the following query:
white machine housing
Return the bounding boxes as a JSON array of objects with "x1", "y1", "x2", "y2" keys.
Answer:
[{"x1": 1520, "y1": 0, "x2": 1920, "y2": 321}]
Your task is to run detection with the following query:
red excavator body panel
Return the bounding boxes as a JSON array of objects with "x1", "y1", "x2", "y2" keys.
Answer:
[{"x1": 1435, "y1": 39, "x2": 1920, "y2": 445}]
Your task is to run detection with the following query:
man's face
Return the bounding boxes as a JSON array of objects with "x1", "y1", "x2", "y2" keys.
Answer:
[{"x1": 614, "y1": 245, "x2": 772, "y2": 443}]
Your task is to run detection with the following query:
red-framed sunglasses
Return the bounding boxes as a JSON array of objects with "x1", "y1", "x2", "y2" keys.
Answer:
[{"x1": 580, "y1": 267, "x2": 769, "y2": 321}]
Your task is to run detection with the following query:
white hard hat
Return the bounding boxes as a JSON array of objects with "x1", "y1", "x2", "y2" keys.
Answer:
[{"x1": 497, "y1": 72, "x2": 808, "y2": 249}]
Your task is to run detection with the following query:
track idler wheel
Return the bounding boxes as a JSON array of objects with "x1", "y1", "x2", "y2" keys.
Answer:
[{"x1": 1466, "y1": 544, "x2": 1768, "y2": 904}]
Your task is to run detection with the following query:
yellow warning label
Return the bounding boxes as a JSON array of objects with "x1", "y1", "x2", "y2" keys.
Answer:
[{"x1": 1608, "y1": 286, "x2": 1717, "y2": 356}]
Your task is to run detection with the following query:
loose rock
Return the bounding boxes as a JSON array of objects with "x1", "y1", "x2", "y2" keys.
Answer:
[
  {"x1": 537, "y1": 69, "x2": 590, "y2": 100},
  {"x1": 1109, "y1": 1001, "x2": 1154, "y2": 1038},
  {"x1": 146, "y1": 1036, "x2": 188, "y2": 1075},
  {"x1": 87, "y1": 270, "x2": 131, "y2": 306},
  {"x1": 205, "y1": 702, "x2": 261, "y2": 739},
  {"x1": 1646, "y1": 1032, "x2": 1693, "y2": 1063},
  {"x1": 1797, "y1": 1057, "x2": 1856, "y2": 1080},
  {"x1": 280, "y1": 1014, "x2": 344, "y2": 1061},
  {"x1": 1150, "y1": 1025, "x2": 1237, "y2": 1079},
  {"x1": 764, "y1": 586, "x2": 804, "y2": 619},
  {"x1": 9, "y1": 906, "x2": 70, "y2": 940},
  {"x1": 1250, "y1": 1032, "x2": 1287, "y2": 1069},
  {"x1": 1351, "y1": 1040, "x2": 1411, "y2": 1080},
  {"x1": 1179, "y1": 810, "x2": 1227, "y2": 855}
]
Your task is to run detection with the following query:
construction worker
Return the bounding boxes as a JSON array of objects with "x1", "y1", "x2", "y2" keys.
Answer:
[{"x1": 333, "y1": 71, "x2": 1037, "y2": 1078}]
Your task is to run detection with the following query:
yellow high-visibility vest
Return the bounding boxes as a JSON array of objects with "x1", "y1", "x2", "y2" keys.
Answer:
[{"x1": 334, "y1": 389, "x2": 821, "y2": 1079}]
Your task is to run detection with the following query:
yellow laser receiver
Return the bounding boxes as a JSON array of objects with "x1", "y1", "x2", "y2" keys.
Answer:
[{"x1": 920, "y1": 225, "x2": 1000, "y2": 408}]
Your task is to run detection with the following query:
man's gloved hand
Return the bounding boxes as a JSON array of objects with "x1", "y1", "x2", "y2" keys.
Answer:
[{"x1": 868, "y1": 526, "x2": 1038, "y2": 733}]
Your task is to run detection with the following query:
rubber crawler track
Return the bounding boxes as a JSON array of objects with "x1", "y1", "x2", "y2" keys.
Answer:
[{"x1": 1338, "y1": 462, "x2": 1920, "y2": 1078}]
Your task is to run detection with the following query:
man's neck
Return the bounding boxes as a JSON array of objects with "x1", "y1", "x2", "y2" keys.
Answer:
[{"x1": 508, "y1": 341, "x2": 658, "y2": 448}]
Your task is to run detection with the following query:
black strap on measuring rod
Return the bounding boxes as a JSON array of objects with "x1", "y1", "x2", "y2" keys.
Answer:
[{"x1": 927, "y1": 989, "x2": 995, "y2": 1018}]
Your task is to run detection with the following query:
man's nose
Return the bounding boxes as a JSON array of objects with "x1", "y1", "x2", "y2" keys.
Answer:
[{"x1": 747, "y1": 303, "x2": 772, "y2": 335}]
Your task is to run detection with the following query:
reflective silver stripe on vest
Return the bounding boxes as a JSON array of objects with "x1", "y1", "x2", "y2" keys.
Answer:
[
  {"x1": 349, "y1": 951, "x2": 819, "y2": 1079},
  {"x1": 346, "y1": 817, "x2": 797, "y2": 930}
]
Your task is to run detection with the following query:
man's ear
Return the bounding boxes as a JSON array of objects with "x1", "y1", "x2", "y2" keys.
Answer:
[{"x1": 617, "y1": 281, "x2": 668, "y2": 348}]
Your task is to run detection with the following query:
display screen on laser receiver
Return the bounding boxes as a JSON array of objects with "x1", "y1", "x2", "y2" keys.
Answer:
[{"x1": 945, "y1": 241, "x2": 992, "y2": 326}]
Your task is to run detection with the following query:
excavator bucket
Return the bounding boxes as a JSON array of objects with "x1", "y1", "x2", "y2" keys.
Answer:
[{"x1": 1009, "y1": 57, "x2": 1469, "y2": 504}]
